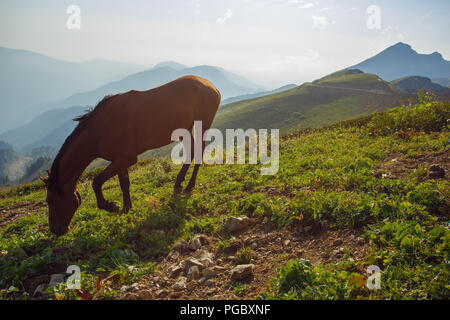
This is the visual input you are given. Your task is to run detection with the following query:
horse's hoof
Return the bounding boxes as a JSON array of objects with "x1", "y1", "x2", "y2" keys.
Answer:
[
  {"x1": 121, "y1": 207, "x2": 131, "y2": 214},
  {"x1": 174, "y1": 187, "x2": 182, "y2": 194},
  {"x1": 183, "y1": 187, "x2": 193, "y2": 194},
  {"x1": 99, "y1": 201, "x2": 119, "y2": 213}
]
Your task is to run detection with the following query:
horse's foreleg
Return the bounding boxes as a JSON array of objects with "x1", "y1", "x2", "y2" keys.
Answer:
[
  {"x1": 118, "y1": 169, "x2": 132, "y2": 213},
  {"x1": 93, "y1": 158, "x2": 136, "y2": 213},
  {"x1": 174, "y1": 133, "x2": 195, "y2": 193}
]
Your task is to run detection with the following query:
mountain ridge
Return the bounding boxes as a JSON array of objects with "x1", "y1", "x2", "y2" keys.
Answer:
[{"x1": 350, "y1": 42, "x2": 450, "y2": 81}]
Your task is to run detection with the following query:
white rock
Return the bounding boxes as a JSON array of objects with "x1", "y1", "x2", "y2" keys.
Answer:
[
  {"x1": 231, "y1": 264, "x2": 255, "y2": 281},
  {"x1": 224, "y1": 216, "x2": 251, "y2": 232}
]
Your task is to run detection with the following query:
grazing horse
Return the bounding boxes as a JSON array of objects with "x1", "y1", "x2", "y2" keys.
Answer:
[{"x1": 40, "y1": 76, "x2": 221, "y2": 235}]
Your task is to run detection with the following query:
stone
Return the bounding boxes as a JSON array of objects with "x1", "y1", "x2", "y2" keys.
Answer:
[
  {"x1": 173, "y1": 240, "x2": 190, "y2": 253},
  {"x1": 48, "y1": 274, "x2": 65, "y2": 287},
  {"x1": 283, "y1": 240, "x2": 291, "y2": 246},
  {"x1": 155, "y1": 289, "x2": 168, "y2": 298},
  {"x1": 189, "y1": 234, "x2": 209, "y2": 250},
  {"x1": 173, "y1": 278, "x2": 187, "y2": 291},
  {"x1": 187, "y1": 265, "x2": 201, "y2": 280},
  {"x1": 221, "y1": 239, "x2": 242, "y2": 254},
  {"x1": 199, "y1": 277, "x2": 207, "y2": 284},
  {"x1": 230, "y1": 264, "x2": 255, "y2": 281},
  {"x1": 428, "y1": 164, "x2": 445, "y2": 179},
  {"x1": 205, "y1": 279, "x2": 215, "y2": 287},
  {"x1": 184, "y1": 258, "x2": 205, "y2": 275},
  {"x1": 130, "y1": 282, "x2": 140, "y2": 291},
  {"x1": 191, "y1": 249, "x2": 214, "y2": 267},
  {"x1": 168, "y1": 263, "x2": 183, "y2": 278},
  {"x1": 202, "y1": 266, "x2": 226, "y2": 279},
  {"x1": 189, "y1": 237, "x2": 203, "y2": 251},
  {"x1": 224, "y1": 216, "x2": 251, "y2": 232},
  {"x1": 167, "y1": 250, "x2": 180, "y2": 261}
]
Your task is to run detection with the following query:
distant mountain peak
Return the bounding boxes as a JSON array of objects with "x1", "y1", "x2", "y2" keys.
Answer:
[
  {"x1": 392, "y1": 42, "x2": 412, "y2": 49},
  {"x1": 351, "y1": 42, "x2": 450, "y2": 81},
  {"x1": 153, "y1": 61, "x2": 187, "y2": 70}
]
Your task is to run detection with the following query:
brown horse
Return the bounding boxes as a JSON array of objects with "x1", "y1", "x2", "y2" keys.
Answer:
[{"x1": 40, "y1": 76, "x2": 221, "y2": 235}]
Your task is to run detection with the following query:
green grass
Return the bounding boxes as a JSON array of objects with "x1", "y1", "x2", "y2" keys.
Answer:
[
  {"x1": 212, "y1": 70, "x2": 411, "y2": 134},
  {"x1": 0, "y1": 94, "x2": 449, "y2": 300}
]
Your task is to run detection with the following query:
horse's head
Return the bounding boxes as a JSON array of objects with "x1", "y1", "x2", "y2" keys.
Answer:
[{"x1": 41, "y1": 171, "x2": 81, "y2": 236}]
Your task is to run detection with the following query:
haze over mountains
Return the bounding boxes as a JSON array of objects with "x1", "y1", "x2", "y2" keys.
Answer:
[
  {"x1": 0, "y1": 42, "x2": 449, "y2": 185},
  {"x1": 0, "y1": 46, "x2": 147, "y2": 131}
]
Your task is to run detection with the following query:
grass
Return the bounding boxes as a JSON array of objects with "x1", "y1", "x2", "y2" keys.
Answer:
[
  {"x1": 0, "y1": 93, "x2": 449, "y2": 300},
  {"x1": 212, "y1": 70, "x2": 411, "y2": 135}
]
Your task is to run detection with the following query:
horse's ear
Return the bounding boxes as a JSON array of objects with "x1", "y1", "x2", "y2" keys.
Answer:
[{"x1": 40, "y1": 176, "x2": 48, "y2": 186}]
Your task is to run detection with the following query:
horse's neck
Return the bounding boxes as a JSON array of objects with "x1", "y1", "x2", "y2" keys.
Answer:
[{"x1": 57, "y1": 131, "x2": 97, "y2": 192}]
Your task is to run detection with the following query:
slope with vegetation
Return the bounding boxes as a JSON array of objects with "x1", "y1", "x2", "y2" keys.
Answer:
[
  {"x1": 391, "y1": 76, "x2": 450, "y2": 95},
  {"x1": 0, "y1": 91, "x2": 448, "y2": 300},
  {"x1": 212, "y1": 69, "x2": 411, "y2": 134}
]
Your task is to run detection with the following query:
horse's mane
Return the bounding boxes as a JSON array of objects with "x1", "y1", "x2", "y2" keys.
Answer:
[{"x1": 47, "y1": 94, "x2": 116, "y2": 193}]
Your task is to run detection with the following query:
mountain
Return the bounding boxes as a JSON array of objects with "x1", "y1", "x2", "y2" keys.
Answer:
[
  {"x1": 221, "y1": 84, "x2": 297, "y2": 106},
  {"x1": 432, "y1": 78, "x2": 450, "y2": 87},
  {"x1": 391, "y1": 76, "x2": 450, "y2": 94},
  {"x1": 351, "y1": 42, "x2": 450, "y2": 81},
  {"x1": 0, "y1": 46, "x2": 147, "y2": 132},
  {"x1": 0, "y1": 106, "x2": 85, "y2": 150},
  {"x1": 0, "y1": 140, "x2": 18, "y2": 184},
  {"x1": 211, "y1": 69, "x2": 410, "y2": 133},
  {"x1": 39, "y1": 64, "x2": 263, "y2": 112},
  {"x1": 153, "y1": 61, "x2": 187, "y2": 70}
]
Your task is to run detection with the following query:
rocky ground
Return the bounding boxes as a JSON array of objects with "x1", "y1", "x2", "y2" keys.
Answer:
[{"x1": 117, "y1": 215, "x2": 369, "y2": 300}]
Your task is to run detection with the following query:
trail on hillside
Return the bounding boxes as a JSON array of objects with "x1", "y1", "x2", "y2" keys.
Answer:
[{"x1": 304, "y1": 83, "x2": 395, "y2": 95}]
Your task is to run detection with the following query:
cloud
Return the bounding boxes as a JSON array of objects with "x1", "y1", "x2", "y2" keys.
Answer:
[
  {"x1": 298, "y1": 3, "x2": 314, "y2": 9},
  {"x1": 217, "y1": 8, "x2": 233, "y2": 25},
  {"x1": 312, "y1": 15, "x2": 329, "y2": 29}
]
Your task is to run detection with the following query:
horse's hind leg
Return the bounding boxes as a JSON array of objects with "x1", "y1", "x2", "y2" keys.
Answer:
[
  {"x1": 118, "y1": 169, "x2": 132, "y2": 213},
  {"x1": 184, "y1": 140, "x2": 205, "y2": 193},
  {"x1": 93, "y1": 157, "x2": 136, "y2": 212},
  {"x1": 174, "y1": 130, "x2": 195, "y2": 193}
]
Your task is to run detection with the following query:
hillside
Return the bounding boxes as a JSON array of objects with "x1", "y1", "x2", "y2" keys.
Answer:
[
  {"x1": 212, "y1": 69, "x2": 410, "y2": 134},
  {"x1": 0, "y1": 106, "x2": 85, "y2": 151},
  {"x1": 391, "y1": 76, "x2": 450, "y2": 94},
  {"x1": 221, "y1": 84, "x2": 297, "y2": 106},
  {"x1": 0, "y1": 141, "x2": 17, "y2": 185},
  {"x1": 351, "y1": 42, "x2": 450, "y2": 81},
  {"x1": 0, "y1": 47, "x2": 146, "y2": 132},
  {"x1": 0, "y1": 95, "x2": 448, "y2": 300}
]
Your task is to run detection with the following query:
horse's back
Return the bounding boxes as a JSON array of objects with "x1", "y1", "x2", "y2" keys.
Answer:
[{"x1": 92, "y1": 76, "x2": 221, "y2": 157}]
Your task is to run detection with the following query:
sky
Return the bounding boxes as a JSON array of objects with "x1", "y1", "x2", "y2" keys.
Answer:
[{"x1": 1, "y1": 0, "x2": 449, "y2": 88}]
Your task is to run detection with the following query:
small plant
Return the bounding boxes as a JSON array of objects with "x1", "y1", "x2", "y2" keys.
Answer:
[{"x1": 237, "y1": 248, "x2": 254, "y2": 264}]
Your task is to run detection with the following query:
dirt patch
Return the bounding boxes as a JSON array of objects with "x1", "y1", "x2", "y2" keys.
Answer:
[
  {"x1": 0, "y1": 201, "x2": 46, "y2": 229},
  {"x1": 118, "y1": 217, "x2": 370, "y2": 300},
  {"x1": 376, "y1": 150, "x2": 449, "y2": 181}
]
